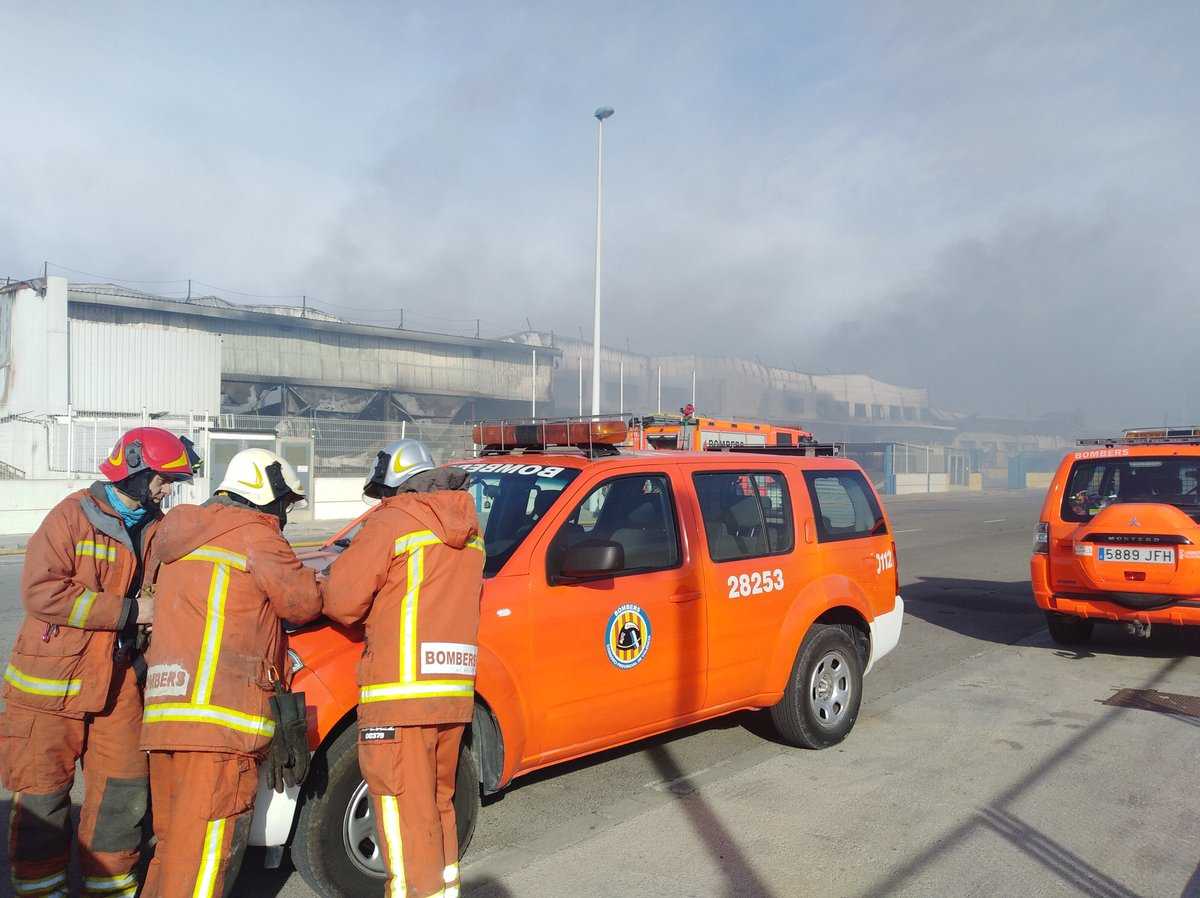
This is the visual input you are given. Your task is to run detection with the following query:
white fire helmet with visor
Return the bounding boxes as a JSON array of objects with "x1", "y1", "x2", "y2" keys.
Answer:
[
  {"x1": 364, "y1": 439, "x2": 436, "y2": 499},
  {"x1": 216, "y1": 448, "x2": 307, "y2": 526}
]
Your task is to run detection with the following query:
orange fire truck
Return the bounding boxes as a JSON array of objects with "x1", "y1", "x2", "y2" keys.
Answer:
[{"x1": 631, "y1": 405, "x2": 814, "y2": 452}]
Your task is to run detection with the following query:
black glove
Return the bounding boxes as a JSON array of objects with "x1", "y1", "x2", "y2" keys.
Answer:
[{"x1": 267, "y1": 688, "x2": 310, "y2": 793}]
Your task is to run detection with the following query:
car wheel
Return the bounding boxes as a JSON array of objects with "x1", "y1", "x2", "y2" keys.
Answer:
[
  {"x1": 1045, "y1": 611, "x2": 1094, "y2": 645},
  {"x1": 290, "y1": 722, "x2": 481, "y2": 898},
  {"x1": 770, "y1": 623, "x2": 863, "y2": 749}
]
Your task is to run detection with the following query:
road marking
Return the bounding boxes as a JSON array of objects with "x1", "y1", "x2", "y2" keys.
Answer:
[
  {"x1": 983, "y1": 519, "x2": 1007, "y2": 524},
  {"x1": 895, "y1": 529, "x2": 922, "y2": 534}
]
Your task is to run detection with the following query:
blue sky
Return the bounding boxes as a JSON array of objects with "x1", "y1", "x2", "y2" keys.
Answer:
[{"x1": 2, "y1": 2, "x2": 1198, "y2": 420}]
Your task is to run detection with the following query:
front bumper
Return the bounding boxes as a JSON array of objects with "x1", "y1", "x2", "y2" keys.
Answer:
[
  {"x1": 866, "y1": 596, "x2": 904, "y2": 675},
  {"x1": 249, "y1": 771, "x2": 300, "y2": 847}
]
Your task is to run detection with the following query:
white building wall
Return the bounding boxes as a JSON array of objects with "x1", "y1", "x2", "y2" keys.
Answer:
[
  {"x1": 69, "y1": 319, "x2": 221, "y2": 415},
  {"x1": 0, "y1": 278, "x2": 70, "y2": 417}
]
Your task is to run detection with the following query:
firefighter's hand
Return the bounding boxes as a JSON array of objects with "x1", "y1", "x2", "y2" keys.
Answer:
[{"x1": 136, "y1": 596, "x2": 155, "y2": 625}]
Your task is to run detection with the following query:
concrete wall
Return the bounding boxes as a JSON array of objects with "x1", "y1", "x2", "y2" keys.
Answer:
[
  {"x1": 0, "y1": 478, "x2": 94, "y2": 534},
  {"x1": 0, "y1": 473, "x2": 363, "y2": 536},
  {"x1": 894, "y1": 473, "x2": 951, "y2": 495},
  {"x1": 312, "y1": 476, "x2": 368, "y2": 521}
]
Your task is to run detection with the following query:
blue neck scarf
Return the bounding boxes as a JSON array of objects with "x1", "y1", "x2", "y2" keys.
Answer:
[{"x1": 105, "y1": 484, "x2": 148, "y2": 530}]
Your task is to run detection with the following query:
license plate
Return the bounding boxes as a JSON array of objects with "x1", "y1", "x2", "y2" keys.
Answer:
[{"x1": 1096, "y1": 546, "x2": 1175, "y2": 564}]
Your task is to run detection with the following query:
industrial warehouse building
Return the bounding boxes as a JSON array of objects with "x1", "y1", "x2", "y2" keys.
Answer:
[
  {"x1": 0, "y1": 276, "x2": 1070, "y2": 533},
  {"x1": 0, "y1": 277, "x2": 554, "y2": 531}
]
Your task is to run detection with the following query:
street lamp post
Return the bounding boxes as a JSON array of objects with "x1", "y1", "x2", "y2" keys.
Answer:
[{"x1": 590, "y1": 106, "x2": 614, "y2": 417}]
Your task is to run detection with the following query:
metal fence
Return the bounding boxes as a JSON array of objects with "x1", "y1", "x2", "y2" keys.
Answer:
[{"x1": 31, "y1": 410, "x2": 475, "y2": 479}]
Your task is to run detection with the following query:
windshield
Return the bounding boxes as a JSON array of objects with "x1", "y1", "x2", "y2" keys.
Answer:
[
  {"x1": 1061, "y1": 456, "x2": 1200, "y2": 523},
  {"x1": 456, "y1": 461, "x2": 581, "y2": 576}
]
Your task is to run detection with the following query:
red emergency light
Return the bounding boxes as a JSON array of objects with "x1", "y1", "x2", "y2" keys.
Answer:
[{"x1": 473, "y1": 418, "x2": 628, "y2": 450}]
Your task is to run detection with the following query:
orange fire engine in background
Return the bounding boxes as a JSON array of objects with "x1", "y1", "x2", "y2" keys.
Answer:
[{"x1": 631, "y1": 405, "x2": 814, "y2": 452}]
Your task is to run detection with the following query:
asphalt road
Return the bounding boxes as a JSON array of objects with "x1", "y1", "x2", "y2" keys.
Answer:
[{"x1": 0, "y1": 489, "x2": 1056, "y2": 897}]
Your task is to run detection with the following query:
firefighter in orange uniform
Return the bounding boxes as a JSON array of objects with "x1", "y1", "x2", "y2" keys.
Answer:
[
  {"x1": 0, "y1": 427, "x2": 200, "y2": 898},
  {"x1": 322, "y1": 440, "x2": 484, "y2": 898},
  {"x1": 139, "y1": 448, "x2": 321, "y2": 898}
]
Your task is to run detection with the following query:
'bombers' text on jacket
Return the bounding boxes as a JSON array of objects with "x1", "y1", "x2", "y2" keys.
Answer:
[
  {"x1": 140, "y1": 497, "x2": 322, "y2": 756},
  {"x1": 322, "y1": 489, "x2": 484, "y2": 727}
]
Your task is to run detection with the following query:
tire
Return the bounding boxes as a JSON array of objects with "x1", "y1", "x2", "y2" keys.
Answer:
[
  {"x1": 1045, "y1": 611, "x2": 1094, "y2": 645},
  {"x1": 770, "y1": 623, "x2": 864, "y2": 749},
  {"x1": 290, "y1": 722, "x2": 481, "y2": 898}
]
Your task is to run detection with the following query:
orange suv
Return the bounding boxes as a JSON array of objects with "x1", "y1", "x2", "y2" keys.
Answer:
[
  {"x1": 1032, "y1": 427, "x2": 1200, "y2": 644},
  {"x1": 248, "y1": 420, "x2": 904, "y2": 897}
]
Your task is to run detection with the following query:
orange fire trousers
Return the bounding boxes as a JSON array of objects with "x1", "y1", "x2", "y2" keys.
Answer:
[
  {"x1": 140, "y1": 751, "x2": 260, "y2": 898},
  {"x1": 359, "y1": 723, "x2": 465, "y2": 898},
  {"x1": 0, "y1": 662, "x2": 146, "y2": 898}
]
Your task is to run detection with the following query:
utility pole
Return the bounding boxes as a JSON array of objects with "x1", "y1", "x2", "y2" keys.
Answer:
[
  {"x1": 590, "y1": 106, "x2": 614, "y2": 417},
  {"x1": 187, "y1": 279, "x2": 192, "y2": 302}
]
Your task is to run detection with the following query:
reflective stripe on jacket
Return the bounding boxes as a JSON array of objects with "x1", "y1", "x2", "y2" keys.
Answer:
[
  {"x1": 322, "y1": 490, "x2": 484, "y2": 726},
  {"x1": 4, "y1": 484, "x2": 156, "y2": 716},
  {"x1": 140, "y1": 499, "x2": 322, "y2": 756}
]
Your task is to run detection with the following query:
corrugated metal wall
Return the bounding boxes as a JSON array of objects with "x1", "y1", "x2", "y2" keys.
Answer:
[{"x1": 69, "y1": 320, "x2": 222, "y2": 414}]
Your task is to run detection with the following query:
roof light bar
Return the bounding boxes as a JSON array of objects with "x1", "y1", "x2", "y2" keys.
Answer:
[
  {"x1": 1078, "y1": 426, "x2": 1200, "y2": 447},
  {"x1": 473, "y1": 418, "x2": 628, "y2": 451}
]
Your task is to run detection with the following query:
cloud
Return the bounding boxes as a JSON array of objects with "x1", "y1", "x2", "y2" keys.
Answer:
[{"x1": 1, "y1": 3, "x2": 1198, "y2": 424}]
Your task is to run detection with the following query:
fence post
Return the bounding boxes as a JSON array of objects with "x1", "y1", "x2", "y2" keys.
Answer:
[
  {"x1": 926, "y1": 444, "x2": 931, "y2": 493},
  {"x1": 66, "y1": 406, "x2": 74, "y2": 479}
]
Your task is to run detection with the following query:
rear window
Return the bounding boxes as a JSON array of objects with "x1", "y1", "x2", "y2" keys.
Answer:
[
  {"x1": 804, "y1": 469, "x2": 887, "y2": 542},
  {"x1": 1061, "y1": 456, "x2": 1200, "y2": 523}
]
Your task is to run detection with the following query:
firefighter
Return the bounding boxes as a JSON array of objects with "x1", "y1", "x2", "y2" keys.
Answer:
[
  {"x1": 0, "y1": 427, "x2": 200, "y2": 898},
  {"x1": 322, "y1": 440, "x2": 484, "y2": 898},
  {"x1": 139, "y1": 447, "x2": 321, "y2": 898}
]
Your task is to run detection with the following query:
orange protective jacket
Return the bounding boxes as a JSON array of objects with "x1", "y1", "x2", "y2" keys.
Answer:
[
  {"x1": 139, "y1": 497, "x2": 322, "y2": 757},
  {"x1": 322, "y1": 490, "x2": 484, "y2": 727},
  {"x1": 4, "y1": 483, "x2": 159, "y2": 717}
]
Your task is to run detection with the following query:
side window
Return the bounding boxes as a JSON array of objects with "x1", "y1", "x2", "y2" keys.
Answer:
[
  {"x1": 694, "y1": 471, "x2": 794, "y2": 562},
  {"x1": 548, "y1": 474, "x2": 680, "y2": 577},
  {"x1": 805, "y1": 470, "x2": 886, "y2": 542}
]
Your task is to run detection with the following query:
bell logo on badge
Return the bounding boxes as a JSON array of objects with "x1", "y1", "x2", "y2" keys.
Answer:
[{"x1": 605, "y1": 603, "x2": 652, "y2": 669}]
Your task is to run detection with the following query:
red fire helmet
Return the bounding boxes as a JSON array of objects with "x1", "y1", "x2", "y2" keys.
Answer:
[{"x1": 99, "y1": 427, "x2": 201, "y2": 483}]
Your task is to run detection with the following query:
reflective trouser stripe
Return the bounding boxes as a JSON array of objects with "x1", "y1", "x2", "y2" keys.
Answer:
[
  {"x1": 143, "y1": 703, "x2": 276, "y2": 737},
  {"x1": 379, "y1": 795, "x2": 406, "y2": 898},
  {"x1": 82, "y1": 872, "x2": 139, "y2": 896},
  {"x1": 360, "y1": 680, "x2": 475, "y2": 703},
  {"x1": 444, "y1": 860, "x2": 461, "y2": 898},
  {"x1": 192, "y1": 818, "x2": 226, "y2": 898},
  {"x1": 3, "y1": 663, "x2": 82, "y2": 697},
  {"x1": 68, "y1": 588, "x2": 98, "y2": 627},
  {"x1": 12, "y1": 870, "x2": 68, "y2": 895}
]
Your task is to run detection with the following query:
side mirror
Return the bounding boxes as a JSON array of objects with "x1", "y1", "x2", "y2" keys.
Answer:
[{"x1": 557, "y1": 540, "x2": 625, "y2": 582}]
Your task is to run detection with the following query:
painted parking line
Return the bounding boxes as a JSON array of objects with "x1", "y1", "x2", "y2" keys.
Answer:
[
  {"x1": 983, "y1": 519, "x2": 1007, "y2": 524},
  {"x1": 895, "y1": 529, "x2": 923, "y2": 534}
]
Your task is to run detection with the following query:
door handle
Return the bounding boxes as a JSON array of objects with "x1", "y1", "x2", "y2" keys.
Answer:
[{"x1": 668, "y1": 590, "x2": 702, "y2": 604}]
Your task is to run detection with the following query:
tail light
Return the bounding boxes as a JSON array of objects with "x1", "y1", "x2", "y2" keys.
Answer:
[
  {"x1": 891, "y1": 540, "x2": 900, "y2": 595},
  {"x1": 1033, "y1": 521, "x2": 1049, "y2": 555}
]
